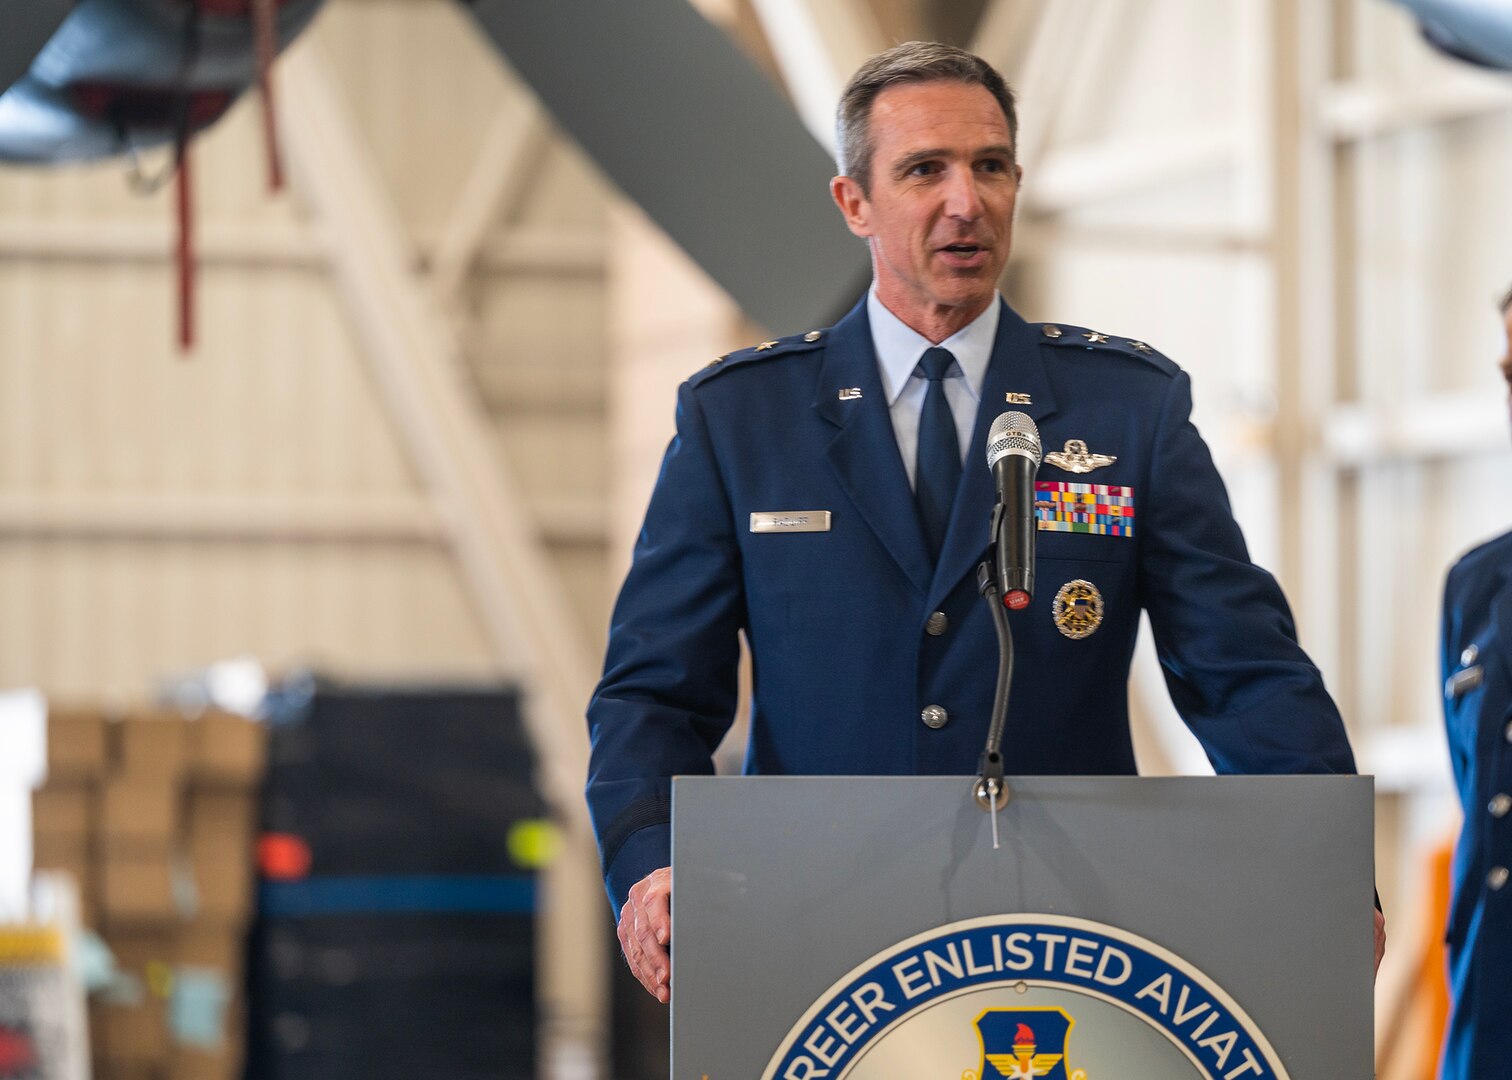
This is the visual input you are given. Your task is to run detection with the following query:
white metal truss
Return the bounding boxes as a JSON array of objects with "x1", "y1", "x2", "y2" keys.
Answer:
[
  {"x1": 428, "y1": 96, "x2": 550, "y2": 308},
  {"x1": 0, "y1": 218, "x2": 601, "y2": 277},
  {"x1": 276, "y1": 40, "x2": 607, "y2": 1070},
  {"x1": 0, "y1": 492, "x2": 441, "y2": 543},
  {"x1": 746, "y1": 0, "x2": 887, "y2": 153},
  {"x1": 977, "y1": 0, "x2": 1093, "y2": 177},
  {"x1": 1321, "y1": 70, "x2": 1512, "y2": 141}
]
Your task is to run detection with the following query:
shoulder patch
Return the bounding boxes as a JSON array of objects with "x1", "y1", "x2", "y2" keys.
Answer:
[
  {"x1": 690, "y1": 328, "x2": 828, "y2": 385},
  {"x1": 1034, "y1": 323, "x2": 1178, "y2": 376}
]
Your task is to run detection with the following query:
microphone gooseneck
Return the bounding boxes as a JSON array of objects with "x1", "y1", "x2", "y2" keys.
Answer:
[{"x1": 974, "y1": 412, "x2": 1042, "y2": 819}]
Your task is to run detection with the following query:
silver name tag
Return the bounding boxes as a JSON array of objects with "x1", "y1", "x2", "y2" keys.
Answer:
[{"x1": 750, "y1": 511, "x2": 831, "y2": 533}]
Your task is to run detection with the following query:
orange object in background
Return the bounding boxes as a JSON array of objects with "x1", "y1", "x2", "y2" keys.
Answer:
[
  {"x1": 257, "y1": 832, "x2": 312, "y2": 881},
  {"x1": 1419, "y1": 842, "x2": 1454, "y2": 1075},
  {"x1": 1377, "y1": 837, "x2": 1455, "y2": 1079}
]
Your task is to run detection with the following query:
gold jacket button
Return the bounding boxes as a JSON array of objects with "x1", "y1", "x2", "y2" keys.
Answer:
[
  {"x1": 1489, "y1": 866, "x2": 1509, "y2": 891},
  {"x1": 1490, "y1": 794, "x2": 1512, "y2": 819},
  {"x1": 925, "y1": 611, "x2": 949, "y2": 637},
  {"x1": 920, "y1": 704, "x2": 949, "y2": 729},
  {"x1": 1463, "y1": 643, "x2": 1479, "y2": 666}
]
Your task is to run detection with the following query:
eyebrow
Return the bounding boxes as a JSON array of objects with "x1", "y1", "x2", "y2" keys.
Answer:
[{"x1": 891, "y1": 144, "x2": 1016, "y2": 177}]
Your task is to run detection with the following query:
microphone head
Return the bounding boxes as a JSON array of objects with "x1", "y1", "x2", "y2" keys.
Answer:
[{"x1": 986, "y1": 411, "x2": 1042, "y2": 469}]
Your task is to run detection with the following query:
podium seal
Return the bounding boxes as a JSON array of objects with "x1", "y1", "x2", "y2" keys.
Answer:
[{"x1": 763, "y1": 914, "x2": 1288, "y2": 1080}]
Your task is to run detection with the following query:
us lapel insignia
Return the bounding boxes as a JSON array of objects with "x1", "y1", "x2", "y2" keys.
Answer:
[
  {"x1": 1005, "y1": 392, "x2": 1032, "y2": 405},
  {"x1": 1045, "y1": 439, "x2": 1117, "y2": 474},
  {"x1": 838, "y1": 387, "x2": 863, "y2": 401},
  {"x1": 1053, "y1": 579, "x2": 1104, "y2": 640}
]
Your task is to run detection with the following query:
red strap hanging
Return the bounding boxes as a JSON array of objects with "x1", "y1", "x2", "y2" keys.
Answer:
[
  {"x1": 251, "y1": 0, "x2": 284, "y2": 191},
  {"x1": 176, "y1": 137, "x2": 195, "y2": 353},
  {"x1": 71, "y1": 0, "x2": 298, "y2": 352}
]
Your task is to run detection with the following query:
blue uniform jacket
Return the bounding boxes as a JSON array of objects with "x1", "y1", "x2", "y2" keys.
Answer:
[
  {"x1": 587, "y1": 297, "x2": 1357, "y2": 912},
  {"x1": 1441, "y1": 529, "x2": 1512, "y2": 1079}
]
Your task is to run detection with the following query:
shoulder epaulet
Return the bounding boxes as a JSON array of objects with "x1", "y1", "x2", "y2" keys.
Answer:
[
  {"x1": 690, "y1": 328, "x2": 828, "y2": 385},
  {"x1": 1033, "y1": 322, "x2": 1178, "y2": 376},
  {"x1": 1453, "y1": 529, "x2": 1512, "y2": 576}
]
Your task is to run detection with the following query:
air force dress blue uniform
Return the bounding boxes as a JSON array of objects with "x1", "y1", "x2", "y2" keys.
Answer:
[
  {"x1": 587, "y1": 297, "x2": 1357, "y2": 911},
  {"x1": 1441, "y1": 530, "x2": 1512, "y2": 1079}
]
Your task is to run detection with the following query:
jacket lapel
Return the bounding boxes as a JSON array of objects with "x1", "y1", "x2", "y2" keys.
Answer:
[
  {"x1": 815, "y1": 300, "x2": 933, "y2": 597},
  {"x1": 927, "y1": 301, "x2": 1060, "y2": 611}
]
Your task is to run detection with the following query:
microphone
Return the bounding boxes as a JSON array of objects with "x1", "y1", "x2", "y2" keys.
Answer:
[{"x1": 985, "y1": 411, "x2": 1042, "y2": 611}]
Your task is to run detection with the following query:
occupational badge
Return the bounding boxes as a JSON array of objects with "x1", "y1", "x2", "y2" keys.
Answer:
[
  {"x1": 1053, "y1": 580, "x2": 1103, "y2": 640},
  {"x1": 1044, "y1": 440, "x2": 1116, "y2": 474}
]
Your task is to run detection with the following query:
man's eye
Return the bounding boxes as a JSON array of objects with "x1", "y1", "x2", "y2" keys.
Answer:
[
  {"x1": 908, "y1": 161, "x2": 939, "y2": 176},
  {"x1": 977, "y1": 159, "x2": 1006, "y2": 173}
]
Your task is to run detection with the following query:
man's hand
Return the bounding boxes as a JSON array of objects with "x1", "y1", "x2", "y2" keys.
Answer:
[
  {"x1": 618, "y1": 866, "x2": 672, "y2": 1003},
  {"x1": 1374, "y1": 908, "x2": 1387, "y2": 979}
]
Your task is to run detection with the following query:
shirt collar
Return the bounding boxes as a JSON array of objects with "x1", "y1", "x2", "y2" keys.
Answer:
[{"x1": 867, "y1": 287, "x2": 999, "y2": 406}]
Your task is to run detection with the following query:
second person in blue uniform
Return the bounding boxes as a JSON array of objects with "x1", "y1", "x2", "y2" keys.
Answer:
[
  {"x1": 1439, "y1": 283, "x2": 1512, "y2": 1079},
  {"x1": 588, "y1": 41, "x2": 1382, "y2": 1002}
]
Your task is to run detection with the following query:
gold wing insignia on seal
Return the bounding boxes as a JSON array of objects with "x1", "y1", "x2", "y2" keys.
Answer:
[
  {"x1": 985, "y1": 1053, "x2": 1064, "y2": 1077},
  {"x1": 1044, "y1": 439, "x2": 1117, "y2": 474}
]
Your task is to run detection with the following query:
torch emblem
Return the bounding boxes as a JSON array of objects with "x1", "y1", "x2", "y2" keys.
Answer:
[{"x1": 966, "y1": 1008, "x2": 1086, "y2": 1080}]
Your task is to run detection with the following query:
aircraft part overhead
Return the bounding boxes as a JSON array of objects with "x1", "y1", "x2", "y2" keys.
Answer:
[
  {"x1": 0, "y1": 0, "x2": 71, "y2": 101},
  {"x1": 0, "y1": 0, "x2": 324, "y2": 164},
  {"x1": 464, "y1": 0, "x2": 870, "y2": 334}
]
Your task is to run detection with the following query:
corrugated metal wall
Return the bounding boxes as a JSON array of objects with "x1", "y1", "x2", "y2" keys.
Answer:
[{"x1": 0, "y1": 0, "x2": 613, "y2": 700}]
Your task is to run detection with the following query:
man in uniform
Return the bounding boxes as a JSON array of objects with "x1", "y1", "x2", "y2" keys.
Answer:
[
  {"x1": 587, "y1": 41, "x2": 1381, "y2": 1003},
  {"x1": 1440, "y1": 283, "x2": 1512, "y2": 1078}
]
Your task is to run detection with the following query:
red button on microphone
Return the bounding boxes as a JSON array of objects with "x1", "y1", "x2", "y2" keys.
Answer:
[{"x1": 1003, "y1": 590, "x2": 1030, "y2": 610}]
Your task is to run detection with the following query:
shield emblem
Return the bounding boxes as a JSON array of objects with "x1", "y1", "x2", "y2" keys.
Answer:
[{"x1": 973, "y1": 1008, "x2": 1075, "y2": 1079}]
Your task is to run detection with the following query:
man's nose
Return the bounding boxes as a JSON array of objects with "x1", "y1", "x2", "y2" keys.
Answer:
[{"x1": 942, "y1": 167, "x2": 983, "y2": 220}]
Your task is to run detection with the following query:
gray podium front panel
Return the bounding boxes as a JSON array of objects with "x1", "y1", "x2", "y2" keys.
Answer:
[{"x1": 671, "y1": 775, "x2": 1372, "y2": 1078}]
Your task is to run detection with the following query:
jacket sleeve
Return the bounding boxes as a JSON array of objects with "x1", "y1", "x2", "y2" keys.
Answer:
[
  {"x1": 1136, "y1": 370, "x2": 1357, "y2": 775},
  {"x1": 586, "y1": 379, "x2": 746, "y2": 913}
]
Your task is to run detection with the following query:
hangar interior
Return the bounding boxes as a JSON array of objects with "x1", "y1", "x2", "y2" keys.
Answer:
[{"x1": 1, "y1": 0, "x2": 1509, "y2": 1077}]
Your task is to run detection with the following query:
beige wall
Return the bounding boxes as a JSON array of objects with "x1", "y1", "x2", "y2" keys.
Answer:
[{"x1": 0, "y1": 0, "x2": 616, "y2": 699}]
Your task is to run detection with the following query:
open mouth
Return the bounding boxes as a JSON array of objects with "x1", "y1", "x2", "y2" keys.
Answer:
[{"x1": 938, "y1": 243, "x2": 990, "y2": 268}]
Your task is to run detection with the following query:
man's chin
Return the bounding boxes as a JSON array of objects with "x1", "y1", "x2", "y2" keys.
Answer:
[{"x1": 932, "y1": 282, "x2": 998, "y2": 312}]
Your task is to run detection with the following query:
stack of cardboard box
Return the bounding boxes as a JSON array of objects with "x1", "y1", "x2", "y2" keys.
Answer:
[{"x1": 30, "y1": 707, "x2": 266, "y2": 1080}]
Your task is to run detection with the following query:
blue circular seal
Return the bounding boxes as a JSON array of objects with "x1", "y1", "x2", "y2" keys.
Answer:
[{"x1": 762, "y1": 914, "x2": 1289, "y2": 1080}]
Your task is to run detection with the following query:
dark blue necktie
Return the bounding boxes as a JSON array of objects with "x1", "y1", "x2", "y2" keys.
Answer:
[{"x1": 915, "y1": 346, "x2": 961, "y2": 560}]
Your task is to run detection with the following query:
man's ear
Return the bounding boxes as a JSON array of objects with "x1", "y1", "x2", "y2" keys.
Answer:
[{"x1": 830, "y1": 175, "x2": 872, "y2": 239}]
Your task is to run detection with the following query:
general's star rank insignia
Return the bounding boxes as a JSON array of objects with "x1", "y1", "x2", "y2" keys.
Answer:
[
  {"x1": 1044, "y1": 439, "x2": 1117, "y2": 474},
  {"x1": 1053, "y1": 579, "x2": 1104, "y2": 640}
]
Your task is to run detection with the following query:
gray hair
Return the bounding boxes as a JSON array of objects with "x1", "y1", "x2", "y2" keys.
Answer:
[{"x1": 835, "y1": 41, "x2": 1018, "y2": 194}]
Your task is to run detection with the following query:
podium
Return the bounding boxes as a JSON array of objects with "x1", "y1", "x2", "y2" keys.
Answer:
[{"x1": 671, "y1": 775, "x2": 1372, "y2": 1078}]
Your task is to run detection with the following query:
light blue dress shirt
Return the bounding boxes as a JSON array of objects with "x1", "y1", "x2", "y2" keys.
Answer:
[{"x1": 867, "y1": 288, "x2": 998, "y2": 491}]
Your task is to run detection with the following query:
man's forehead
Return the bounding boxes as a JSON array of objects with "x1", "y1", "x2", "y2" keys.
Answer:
[{"x1": 869, "y1": 80, "x2": 1012, "y2": 148}]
